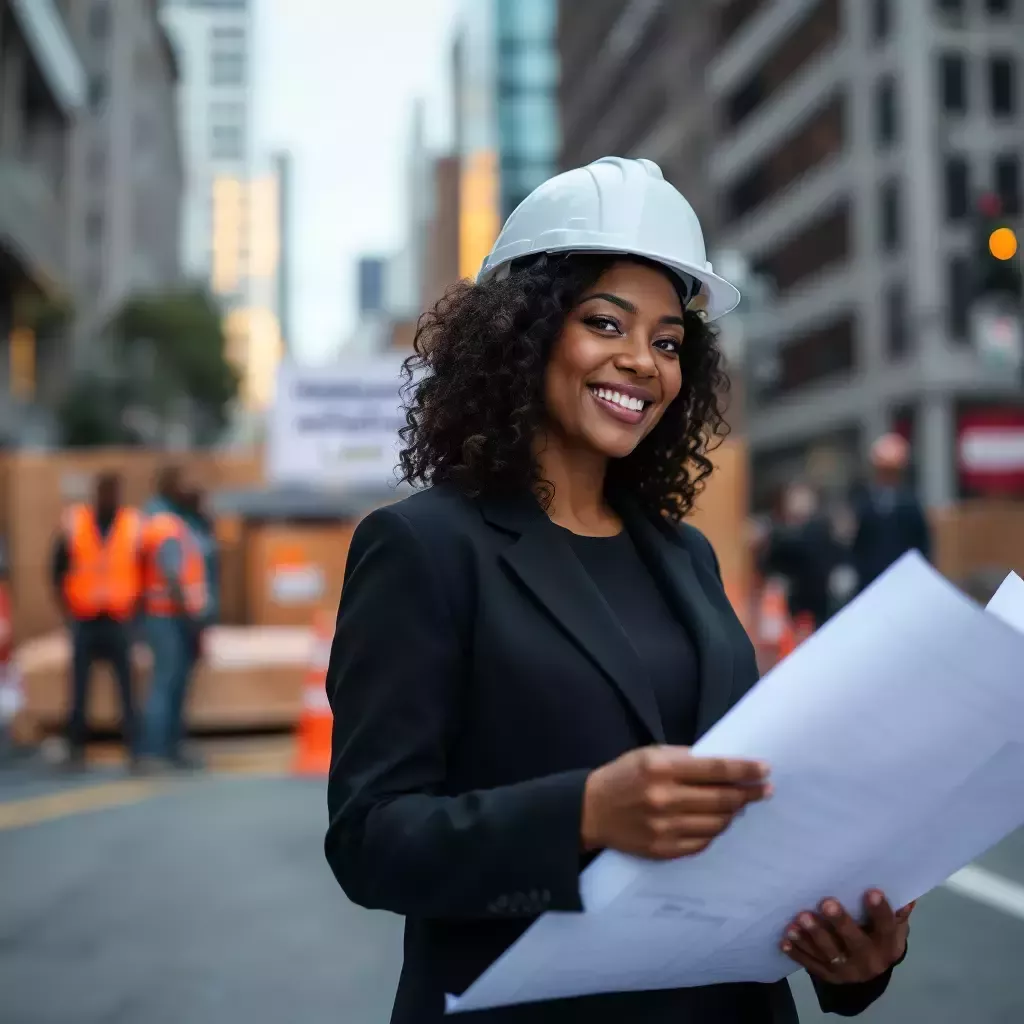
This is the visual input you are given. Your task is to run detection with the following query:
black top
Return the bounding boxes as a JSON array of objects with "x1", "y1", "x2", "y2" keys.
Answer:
[
  {"x1": 559, "y1": 527, "x2": 700, "y2": 746},
  {"x1": 324, "y1": 485, "x2": 900, "y2": 1023}
]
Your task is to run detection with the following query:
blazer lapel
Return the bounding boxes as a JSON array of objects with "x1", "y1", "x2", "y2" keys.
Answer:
[
  {"x1": 480, "y1": 494, "x2": 665, "y2": 744},
  {"x1": 617, "y1": 500, "x2": 736, "y2": 739}
]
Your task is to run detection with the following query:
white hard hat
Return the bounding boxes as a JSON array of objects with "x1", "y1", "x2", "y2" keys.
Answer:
[{"x1": 477, "y1": 156, "x2": 741, "y2": 321}]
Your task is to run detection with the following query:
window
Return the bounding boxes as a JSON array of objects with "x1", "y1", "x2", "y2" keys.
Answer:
[
  {"x1": 496, "y1": 0, "x2": 557, "y2": 42},
  {"x1": 886, "y1": 282, "x2": 909, "y2": 359},
  {"x1": 719, "y1": 0, "x2": 768, "y2": 46},
  {"x1": 210, "y1": 26, "x2": 246, "y2": 85},
  {"x1": 946, "y1": 254, "x2": 971, "y2": 341},
  {"x1": 872, "y1": 0, "x2": 891, "y2": 42},
  {"x1": 777, "y1": 314, "x2": 857, "y2": 392},
  {"x1": 752, "y1": 203, "x2": 851, "y2": 295},
  {"x1": 939, "y1": 53, "x2": 967, "y2": 113},
  {"x1": 211, "y1": 124, "x2": 244, "y2": 159},
  {"x1": 994, "y1": 153, "x2": 1021, "y2": 215},
  {"x1": 989, "y1": 56, "x2": 1016, "y2": 116},
  {"x1": 879, "y1": 179, "x2": 902, "y2": 251},
  {"x1": 727, "y1": 94, "x2": 847, "y2": 221},
  {"x1": 944, "y1": 156, "x2": 970, "y2": 220},
  {"x1": 211, "y1": 51, "x2": 245, "y2": 85},
  {"x1": 88, "y1": 1, "x2": 110, "y2": 40},
  {"x1": 212, "y1": 26, "x2": 245, "y2": 42},
  {"x1": 498, "y1": 45, "x2": 558, "y2": 91},
  {"x1": 499, "y1": 96, "x2": 558, "y2": 159},
  {"x1": 875, "y1": 76, "x2": 897, "y2": 147},
  {"x1": 724, "y1": 0, "x2": 840, "y2": 129}
]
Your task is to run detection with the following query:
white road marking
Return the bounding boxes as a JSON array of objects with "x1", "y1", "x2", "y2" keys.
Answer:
[{"x1": 944, "y1": 864, "x2": 1024, "y2": 922}]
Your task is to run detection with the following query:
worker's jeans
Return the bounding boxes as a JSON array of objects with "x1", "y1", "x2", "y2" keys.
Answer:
[
  {"x1": 143, "y1": 615, "x2": 192, "y2": 760},
  {"x1": 68, "y1": 617, "x2": 137, "y2": 757}
]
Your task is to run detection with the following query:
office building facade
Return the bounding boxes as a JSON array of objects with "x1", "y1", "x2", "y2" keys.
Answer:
[
  {"x1": 453, "y1": 0, "x2": 560, "y2": 279},
  {"x1": 558, "y1": 0, "x2": 1024, "y2": 506},
  {"x1": 162, "y1": 0, "x2": 283, "y2": 409},
  {"x1": 0, "y1": 0, "x2": 85, "y2": 441},
  {"x1": 59, "y1": 0, "x2": 183, "y2": 329},
  {"x1": 710, "y1": 0, "x2": 1024, "y2": 507}
]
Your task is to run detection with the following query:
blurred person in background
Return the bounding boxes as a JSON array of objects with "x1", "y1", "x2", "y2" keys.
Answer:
[
  {"x1": 325, "y1": 158, "x2": 909, "y2": 1024},
  {"x1": 51, "y1": 473, "x2": 143, "y2": 771},
  {"x1": 760, "y1": 481, "x2": 844, "y2": 629},
  {"x1": 851, "y1": 434, "x2": 931, "y2": 593},
  {"x1": 140, "y1": 468, "x2": 208, "y2": 771},
  {"x1": 179, "y1": 487, "x2": 219, "y2": 666}
]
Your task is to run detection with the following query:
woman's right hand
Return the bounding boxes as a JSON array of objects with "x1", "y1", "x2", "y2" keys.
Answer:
[{"x1": 580, "y1": 745, "x2": 772, "y2": 860}]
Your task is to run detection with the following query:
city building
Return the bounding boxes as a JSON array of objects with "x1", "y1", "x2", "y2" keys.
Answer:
[
  {"x1": 358, "y1": 256, "x2": 387, "y2": 317},
  {"x1": 453, "y1": 0, "x2": 560, "y2": 279},
  {"x1": 162, "y1": 0, "x2": 283, "y2": 410},
  {"x1": 59, "y1": 0, "x2": 183, "y2": 343},
  {"x1": 557, "y1": 0, "x2": 1024, "y2": 507},
  {"x1": 555, "y1": 0, "x2": 739, "y2": 430},
  {"x1": 557, "y1": 0, "x2": 718, "y2": 233},
  {"x1": 0, "y1": 0, "x2": 85, "y2": 443},
  {"x1": 712, "y1": 0, "x2": 1024, "y2": 508}
]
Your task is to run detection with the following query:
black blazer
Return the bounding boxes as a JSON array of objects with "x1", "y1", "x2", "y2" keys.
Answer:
[{"x1": 325, "y1": 484, "x2": 898, "y2": 1023}]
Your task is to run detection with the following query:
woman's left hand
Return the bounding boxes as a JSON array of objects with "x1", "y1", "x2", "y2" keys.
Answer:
[{"x1": 781, "y1": 890, "x2": 914, "y2": 984}]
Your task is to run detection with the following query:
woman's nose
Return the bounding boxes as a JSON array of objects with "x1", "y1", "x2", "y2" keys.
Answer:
[{"x1": 614, "y1": 333, "x2": 657, "y2": 375}]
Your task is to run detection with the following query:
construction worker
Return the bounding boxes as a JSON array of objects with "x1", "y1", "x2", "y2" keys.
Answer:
[
  {"x1": 139, "y1": 469, "x2": 208, "y2": 771},
  {"x1": 51, "y1": 473, "x2": 143, "y2": 770},
  {"x1": 140, "y1": 487, "x2": 208, "y2": 771}
]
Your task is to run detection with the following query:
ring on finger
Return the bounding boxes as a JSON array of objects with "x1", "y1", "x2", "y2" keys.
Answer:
[{"x1": 829, "y1": 955, "x2": 847, "y2": 966}]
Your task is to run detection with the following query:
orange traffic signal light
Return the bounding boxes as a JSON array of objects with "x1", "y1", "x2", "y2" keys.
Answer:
[{"x1": 989, "y1": 227, "x2": 1018, "y2": 261}]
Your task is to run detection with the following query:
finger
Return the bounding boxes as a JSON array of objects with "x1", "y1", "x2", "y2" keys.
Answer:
[
  {"x1": 780, "y1": 936, "x2": 840, "y2": 983},
  {"x1": 648, "y1": 835, "x2": 715, "y2": 860},
  {"x1": 782, "y1": 922, "x2": 824, "y2": 964},
  {"x1": 795, "y1": 910, "x2": 848, "y2": 966},
  {"x1": 863, "y1": 890, "x2": 897, "y2": 939},
  {"x1": 895, "y1": 900, "x2": 916, "y2": 921},
  {"x1": 651, "y1": 813, "x2": 733, "y2": 839},
  {"x1": 820, "y1": 900, "x2": 876, "y2": 963},
  {"x1": 645, "y1": 783, "x2": 769, "y2": 817},
  {"x1": 676, "y1": 755, "x2": 771, "y2": 785}
]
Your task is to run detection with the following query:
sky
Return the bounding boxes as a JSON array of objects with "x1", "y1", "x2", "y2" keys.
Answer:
[{"x1": 255, "y1": 0, "x2": 458, "y2": 362}]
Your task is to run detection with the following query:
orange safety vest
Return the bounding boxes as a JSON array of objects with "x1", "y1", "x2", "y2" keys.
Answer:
[
  {"x1": 141, "y1": 513, "x2": 207, "y2": 618},
  {"x1": 62, "y1": 505, "x2": 143, "y2": 621}
]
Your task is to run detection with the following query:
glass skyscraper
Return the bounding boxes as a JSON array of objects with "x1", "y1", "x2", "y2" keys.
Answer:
[
  {"x1": 494, "y1": 0, "x2": 559, "y2": 220},
  {"x1": 454, "y1": 0, "x2": 559, "y2": 271}
]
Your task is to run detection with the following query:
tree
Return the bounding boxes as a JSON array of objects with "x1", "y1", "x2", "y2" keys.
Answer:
[
  {"x1": 110, "y1": 287, "x2": 241, "y2": 441},
  {"x1": 56, "y1": 374, "x2": 133, "y2": 448}
]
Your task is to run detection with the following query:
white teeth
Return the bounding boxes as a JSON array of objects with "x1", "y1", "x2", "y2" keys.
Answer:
[{"x1": 592, "y1": 387, "x2": 646, "y2": 413}]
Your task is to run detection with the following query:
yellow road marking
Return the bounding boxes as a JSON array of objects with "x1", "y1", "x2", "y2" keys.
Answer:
[{"x1": 0, "y1": 779, "x2": 170, "y2": 832}]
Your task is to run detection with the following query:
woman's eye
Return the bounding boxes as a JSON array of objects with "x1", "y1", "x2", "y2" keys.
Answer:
[
  {"x1": 654, "y1": 337, "x2": 683, "y2": 355},
  {"x1": 585, "y1": 315, "x2": 620, "y2": 334}
]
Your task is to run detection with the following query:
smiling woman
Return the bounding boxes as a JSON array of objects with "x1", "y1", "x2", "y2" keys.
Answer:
[
  {"x1": 323, "y1": 158, "x2": 909, "y2": 1024},
  {"x1": 396, "y1": 252, "x2": 726, "y2": 524}
]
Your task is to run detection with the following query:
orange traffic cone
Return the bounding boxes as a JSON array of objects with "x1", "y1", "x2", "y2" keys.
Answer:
[
  {"x1": 292, "y1": 609, "x2": 334, "y2": 777},
  {"x1": 757, "y1": 577, "x2": 792, "y2": 666}
]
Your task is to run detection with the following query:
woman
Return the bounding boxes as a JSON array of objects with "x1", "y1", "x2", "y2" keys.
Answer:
[{"x1": 325, "y1": 158, "x2": 911, "y2": 1023}]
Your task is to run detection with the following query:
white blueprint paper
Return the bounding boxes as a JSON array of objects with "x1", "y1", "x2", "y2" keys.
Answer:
[{"x1": 446, "y1": 556, "x2": 1024, "y2": 1014}]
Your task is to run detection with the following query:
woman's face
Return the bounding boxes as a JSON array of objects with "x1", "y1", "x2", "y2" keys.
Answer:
[{"x1": 543, "y1": 261, "x2": 686, "y2": 460}]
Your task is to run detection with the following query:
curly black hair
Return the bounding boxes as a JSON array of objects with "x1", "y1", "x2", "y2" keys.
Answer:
[{"x1": 397, "y1": 253, "x2": 730, "y2": 522}]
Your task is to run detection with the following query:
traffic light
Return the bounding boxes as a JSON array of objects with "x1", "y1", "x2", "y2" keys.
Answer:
[{"x1": 973, "y1": 193, "x2": 1022, "y2": 303}]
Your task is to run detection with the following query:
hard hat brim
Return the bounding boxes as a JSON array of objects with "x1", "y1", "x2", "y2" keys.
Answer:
[{"x1": 479, "y1": 244, "x2": 741, "y2": 322}]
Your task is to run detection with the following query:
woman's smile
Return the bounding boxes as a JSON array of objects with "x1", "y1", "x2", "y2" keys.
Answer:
[{"x1": 587, "y1": 383, "x2": 655, "y2": 426}]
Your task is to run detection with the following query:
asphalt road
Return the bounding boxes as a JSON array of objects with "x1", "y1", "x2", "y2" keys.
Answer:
[{"x1": 2, "y1": 762, "x2": 1024, "y2": 1024}]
